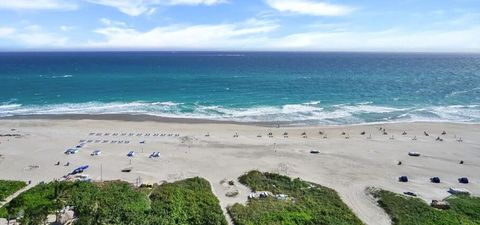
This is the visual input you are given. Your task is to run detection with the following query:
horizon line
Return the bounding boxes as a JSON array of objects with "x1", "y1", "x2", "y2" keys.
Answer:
[{"x1": 1, "y1": 49, "x2": 480, "y2": 54}]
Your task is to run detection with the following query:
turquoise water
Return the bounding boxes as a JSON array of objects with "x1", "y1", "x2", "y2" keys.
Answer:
[{"x1": 0, "y1": 52, "x2": 479, "y2": 124}]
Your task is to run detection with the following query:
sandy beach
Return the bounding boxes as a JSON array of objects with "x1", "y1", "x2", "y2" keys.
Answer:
[{"x1": 0, "y1": 117, "x2": 479, "y2": 225}]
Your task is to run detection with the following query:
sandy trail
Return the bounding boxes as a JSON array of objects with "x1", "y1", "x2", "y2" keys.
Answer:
[{"x1": 0, "y1": 119, "x2": 479, "y2": 225}]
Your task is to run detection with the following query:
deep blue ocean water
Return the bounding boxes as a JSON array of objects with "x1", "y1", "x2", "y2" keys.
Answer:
[{"x1": 0, "y1": 52, "x2": 479, "y2": 124}]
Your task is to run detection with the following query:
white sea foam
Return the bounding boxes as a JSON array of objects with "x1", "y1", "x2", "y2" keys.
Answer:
[
  {"x1": 50, "y1": 74, "x2": 74, "y2": 79},
  {"x1": 0, "y1": 101, "x2": 479, "y2": 124},
  {"x1": 446, "y1": 87, "x2": 480, "y2": 97}
]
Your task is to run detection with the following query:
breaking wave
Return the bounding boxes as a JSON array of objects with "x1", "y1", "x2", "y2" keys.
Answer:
[{"x1": 0, "y1": 101, "x2": 479, "y2": 125}]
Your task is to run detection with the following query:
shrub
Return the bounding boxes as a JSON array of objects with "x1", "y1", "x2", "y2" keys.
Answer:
[{"x1": 228, "y1": 170, "x2": 364, "y2": 225}]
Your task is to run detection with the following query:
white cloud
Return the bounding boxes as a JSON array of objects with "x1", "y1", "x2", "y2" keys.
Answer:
[
  {"x1": 266, "y1": 27, "x2": 480, "y2": 52},
  {"x1": 0, "y1": 0, "x2": 77, "y2": 10},
  {"x1": 89, "y1": 19, "x2": 278, "y2": 49},
  {"x1": 60, "y1": 25, "x2": 75, "y2": 31},
  {"x1": 100, "y1": 18, "x2": 128, "y2": 27},
  {"x1": 266, "y1": 0, "x2": 354, "y2": 16},
  {"x1": 86, "y1": 18, "x2": 480, "y2": 52},
  {"x1": 2, "y1": 19, "x2": 479, "y2": 52},
  {"x1": 0, "y1": 27, "x2": 15, "y2": 37},
  {"x1": 84, "y1": 0, "x2": 226, "y2": 16},
  {"x1": 15, "y1": 32, "x2": 69, "y2": 47},
  {"x1": 0, "y1": 25, "x2": 68, "y2": 48}
]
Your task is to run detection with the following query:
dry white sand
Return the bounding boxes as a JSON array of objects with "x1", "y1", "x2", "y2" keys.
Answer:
[{"x1": 0, "y1": 119, "x2": 479, "y2": 225}]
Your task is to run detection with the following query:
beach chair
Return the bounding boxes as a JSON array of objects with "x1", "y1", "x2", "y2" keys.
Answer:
[
  {"x1": 122, "y1": 167, "x2": 133, "y2": 173},
  {"x1": 403, "y1": 192, "x2": 417, "y2": 197},
  {"x1": 408, "y1": 152, "x2": 421, "y2": 157},
  {"x1": 91, "y1": 150, "x2": 101, "y2": 156}
]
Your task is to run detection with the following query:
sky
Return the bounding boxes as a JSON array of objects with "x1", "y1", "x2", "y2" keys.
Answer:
[{"x1": 0, "y1": 0, "x2": 479, "y2": 52}]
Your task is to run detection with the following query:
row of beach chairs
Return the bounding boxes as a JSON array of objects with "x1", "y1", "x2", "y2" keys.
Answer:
[
  {"x1": 80, "y1": 140, "x2": 131, "y2": 144},
  {"x1": 230, "y1": 131, "x2": 463, "y2": 142},
  {"x1": 89, "y1": 132, "x2": 180, "y2": 137},
  {"x1": 398, "y1": 176, "x2": 470, "y2": 184}
]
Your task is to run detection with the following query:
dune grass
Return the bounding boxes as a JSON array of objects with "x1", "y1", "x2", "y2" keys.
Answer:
[
  {"x1": 0, "y1": 177, "x2": 227, "y2": 225},
  {"x1": 371, "y1": 189, "x2": 480, "y2": 225},
  {"x1": 0, "y1": 180, "x2": 27, "y2": 201},
  {"x1": 0, "y1": 180, "x2": 27, "y2": 218},
  {"x1": 227, "y1": 170, "x2": 364, "y2": 225}
]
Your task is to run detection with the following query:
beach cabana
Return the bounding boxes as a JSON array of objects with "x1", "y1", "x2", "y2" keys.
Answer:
[
  {"x1": 458, "y1": 177, "x2": 469, "y2": 184},
  {"x1": 398, "y1": 176, "x2": 408, "y2": 182},
  {"x1": 430, "y1": 177, "x2": 441, "y2": 183}
]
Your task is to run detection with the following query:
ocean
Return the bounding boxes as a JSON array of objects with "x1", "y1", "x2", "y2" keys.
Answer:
[{"x1": 0, "y1": 52, "x2": 479, "y2": 125}]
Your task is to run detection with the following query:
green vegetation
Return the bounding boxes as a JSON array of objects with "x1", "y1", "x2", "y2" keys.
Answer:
[
  {"x1": 1, "y1": 181, "x2": 77, "y2": 224},
  {"x1": 148, "y1": 178, "x2": 227, "y2": 225},
  {"x1": 68, "y1": 181, "x2": 150, "y2": 225},
  {"x1": 371, "y1": 189, "x2": 480, "y2": 225},
  {"x1": 0, "y1": 177, "x2": 227, "y2": 225},
  {"x1": 0, "y1": 180, "x2": 27, "y2": 218},
  {"x1": 0, "y1": 180, "x2": 27, "y2": 201},
  {"x1": 228, "y1": 170, "x2": 364, "y2": 225}
]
